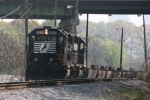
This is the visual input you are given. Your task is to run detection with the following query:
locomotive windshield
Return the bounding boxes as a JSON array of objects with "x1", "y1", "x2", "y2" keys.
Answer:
[
  {"x1": 48, "y1": 36, "x2": 56, "y2": 41},
  {"x1": 35, "y1": 36, "x2": 56, "y2": 41},
  {"x1": 35, "y1": 30, "x2": 57, "y2": 41},
  {"x1": 36, "y1": 36, "x2": 46, "y2": 41}
]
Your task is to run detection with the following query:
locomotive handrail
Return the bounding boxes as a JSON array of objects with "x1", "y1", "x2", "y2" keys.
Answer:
[
  {"x1": 56, "y1": 51, "x2": 62, "y2": 69},
  {"x1": 27, "y1": 50, "x2": 33, "y2": 60},
  {"x1": 60, "y1": 47, "x2": 64, "y2": 69}
]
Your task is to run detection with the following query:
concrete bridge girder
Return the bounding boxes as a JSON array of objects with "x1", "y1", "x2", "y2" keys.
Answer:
[{"x1": 59, "y1": 18, "x2": 79, "y2": 34}]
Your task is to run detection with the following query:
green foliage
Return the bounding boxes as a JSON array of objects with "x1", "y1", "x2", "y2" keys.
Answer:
[
  {"x1": 11, "y1": 19, "x2": 40, "y2": 33},
  {"x1": 41, "y1": 20, "x2": 59, "y2": 27},
  {"x1": 78, "y1": 32, "x2": 125, "y2": 69},
  {"x1": 100, "y1": 39, "x2": 125, "y2": 68},
  {"x1": 78, "y1": 19, "x2": 148, "y2": 70},
  {"x1": 0, "y1": 19, "x2": 40, "y2": 75},
  {"x1": 110, "y1": 85, "x2": 150, "y2": 100}
]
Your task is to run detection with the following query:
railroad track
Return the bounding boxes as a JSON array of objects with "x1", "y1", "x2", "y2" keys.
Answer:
[{"x1": 0, "y1": 78, "x2": 139, "y2": 90}]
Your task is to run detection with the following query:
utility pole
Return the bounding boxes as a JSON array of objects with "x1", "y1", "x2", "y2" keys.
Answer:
[
  {"x1": 66, "y1": 0, "x2": 79, "y2": 35},
  {"x1": 24, "y1": 0, "x2": 28, "y2": 67},
  {"x1": 54, "y1": 0, "x2": 57, "y2": 26},
  {"x1": 143, "y1": 14, "x2": 147, "y2": 64},
  {"x1": 86, "y1": 14, "x2": 88, "y2": 67},
  {"x1": 120, "y1": 27, "x2": 123, "y2": 70},
  {"x1": 74, "y1": 0, "x2": 79, "y2": 36}
]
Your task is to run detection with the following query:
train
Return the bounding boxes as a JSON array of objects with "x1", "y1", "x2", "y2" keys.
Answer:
[{"x1": 25, "y1": 26, "x2": 148, "y2": 81}]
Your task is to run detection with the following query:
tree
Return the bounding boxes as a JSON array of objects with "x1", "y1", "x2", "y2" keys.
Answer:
[
  {"x1": 41, "y1": 20, "x2": 59, "y2": 27},
  {"x1": 0, "y1": 19, "x2": 40, "y2": 76}
]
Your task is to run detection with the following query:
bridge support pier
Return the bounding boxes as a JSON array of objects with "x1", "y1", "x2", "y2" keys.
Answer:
[{"x1": 59, "y1": 18, "x2": 79, "y2": 34}]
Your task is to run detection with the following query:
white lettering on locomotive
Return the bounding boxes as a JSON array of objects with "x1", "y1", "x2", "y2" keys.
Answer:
[{"x1": 34, "y1": 41, "x2": 56, "y2": 53}]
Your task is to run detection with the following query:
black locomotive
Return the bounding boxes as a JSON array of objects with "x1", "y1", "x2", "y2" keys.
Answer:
[
  {"x1": 25, "y1": 26, "x2": 86, "y2": 81},
  {"x1": 25, "y1": 26, "x2": 148, "y2": 81}
]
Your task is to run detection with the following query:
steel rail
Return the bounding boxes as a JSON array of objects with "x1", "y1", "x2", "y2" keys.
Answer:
[{"x1": 0, "y1": 78, "x2": 139, "y2": 90}]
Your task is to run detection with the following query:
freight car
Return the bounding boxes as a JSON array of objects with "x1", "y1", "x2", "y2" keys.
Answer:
[{"x1": 25, "y1": 26, "x2": 148, "y2": 81}]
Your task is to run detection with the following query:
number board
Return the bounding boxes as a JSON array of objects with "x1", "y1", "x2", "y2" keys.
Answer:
[
  {"x1": 36, "y1": 31, "x2": 44, "y2": 34},
  {"x1": 49, "y1": 31, "x2": 57, "y2": 35},
  {"x1": 36, "y1": 30, "x2": 57, "y2": 35}
]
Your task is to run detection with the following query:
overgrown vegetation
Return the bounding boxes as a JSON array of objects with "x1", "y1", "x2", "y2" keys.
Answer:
[
  {"x1": 0, "y1": 19, "x2": 39, "y2": 75},
  {"x1": 78, "y1": 20, "x2": 150, "y2": 70},
  {"x1": 99, "y1": 84, "x2": 150, "y2": 100}
]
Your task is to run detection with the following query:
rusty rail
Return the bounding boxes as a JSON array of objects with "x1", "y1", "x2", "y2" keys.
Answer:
[{"x1": 0, "y1": 78, "x2": 139, "y2": 90}]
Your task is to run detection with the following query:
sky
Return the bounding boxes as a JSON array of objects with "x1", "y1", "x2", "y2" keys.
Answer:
[
  {"x1": 1, "y1": 14, "x2": 150, "y2": 26},
  {"x1": 79, "y1": 14, "x2": 150, "y2": 26}
]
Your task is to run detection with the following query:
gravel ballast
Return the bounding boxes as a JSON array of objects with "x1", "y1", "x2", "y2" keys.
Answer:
[{"x1": 0, "y1": 79, "x2": 148, "y2": 100}]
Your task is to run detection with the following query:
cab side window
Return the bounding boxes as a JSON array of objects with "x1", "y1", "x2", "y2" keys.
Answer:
[{"x1": 80, "y1": 43, "x2": 83, "y2": 50}]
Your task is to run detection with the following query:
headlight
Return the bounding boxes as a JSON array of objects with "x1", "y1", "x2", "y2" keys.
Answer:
[
  {"x1": 45, "y1": 29, "x2": 48, "y2": 35},
  {"x1": 34, "y1": 58, "x2": 38, "y2": 62}
]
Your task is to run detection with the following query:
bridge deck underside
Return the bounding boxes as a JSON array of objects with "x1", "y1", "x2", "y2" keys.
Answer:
[{"x1": 0, "y1": 0, "x2": 150, "y2": 19}]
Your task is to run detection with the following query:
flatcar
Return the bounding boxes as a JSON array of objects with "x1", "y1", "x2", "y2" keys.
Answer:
[{"x1": 25, "y1": 26, "x2": 148, "y2": 81}]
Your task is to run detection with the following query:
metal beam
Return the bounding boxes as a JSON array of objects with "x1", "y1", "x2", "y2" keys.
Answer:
[
  {"x1": 0, "y1": 3, "x2": 74, "y2": 19},
  {"x1": 0, "y1": 0, "x2": 150, "y2": 19},
  {"x1": 86, "y1": 14, "x2": 89, "y2": 67},
  {"x1": 79, "y1": 1, "x2": 150, "y2": 14},
  {"x1": 54, "y1": 0, "x2": 58, "y2": 26}
]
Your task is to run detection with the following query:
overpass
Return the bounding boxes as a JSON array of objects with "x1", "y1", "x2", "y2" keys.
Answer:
[{"x1": 0, "y1": 0, "x2": 150, "y2": 20}]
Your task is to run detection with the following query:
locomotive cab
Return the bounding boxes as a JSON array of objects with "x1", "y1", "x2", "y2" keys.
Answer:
[{"x1": 25, "y1": 26, "x2": 68, "y2": 80}]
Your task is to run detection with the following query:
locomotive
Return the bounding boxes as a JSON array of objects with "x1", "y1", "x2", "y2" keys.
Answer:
[
  {"x1": 25, "y1": 26, "x2": 86, "y2": 81},
  {"x1": 25, "y1": 26, "x2": 148, "y2": 81}
]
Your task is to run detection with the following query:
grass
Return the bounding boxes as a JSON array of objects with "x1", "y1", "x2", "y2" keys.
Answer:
[
  {"x1": 68, "y1": 82, "x2": 150, "y2": 100},
  {"x1": 91, "y1": 83, "x2": 150, "y2": 100}
]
